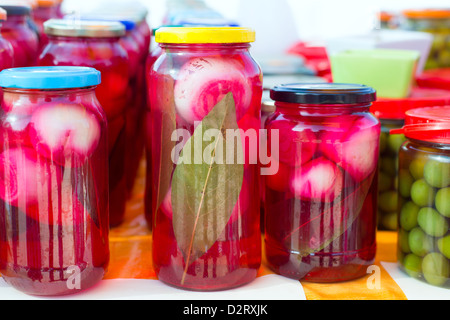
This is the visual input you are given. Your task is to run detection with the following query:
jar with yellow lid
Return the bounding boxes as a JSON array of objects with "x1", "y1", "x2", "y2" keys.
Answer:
[
  {"x1": 147, "y1": 27, "x2": 263, "y2": 290},
  {"x1": 401, "y1": 9, "x2": 450, "y2": 69}
]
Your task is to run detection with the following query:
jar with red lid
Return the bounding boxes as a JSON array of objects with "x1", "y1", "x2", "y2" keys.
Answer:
[
  {"x1": 264, "y1": 83, "x2": 380, "y2": 282},
  {"x1": 0, "y1": 8, "x2": 14, "y2": 72},
  {"x1": 0, "y1": 66, "x2": 109, "y2": 296},
  {"x1": 148, "y1": 27, "x2": 262, "y2": 290},
  {"x1": 39, "y1": 19, "x2": 130, "y2": 227},
  {"x1": 0, "y1": 2, "x2": 39, "y2": 67},
  {"x1": 371, "y1": 87, "x2": 450, "y2": 230},
  {"x1": 393, "y1": 106, "x2": 450, "y2": 288}
]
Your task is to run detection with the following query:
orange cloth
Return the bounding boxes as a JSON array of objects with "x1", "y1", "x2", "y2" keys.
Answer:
[{"x1": 106, "y1": 160, "x2": 407, "y2": 300}]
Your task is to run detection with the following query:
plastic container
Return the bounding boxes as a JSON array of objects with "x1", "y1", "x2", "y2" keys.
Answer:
[
  {"x1": 264, "y1": 83, "x2": 380, "y2": 282},
  {"x1": 148, "y1": 27, "x2": 263, "y2": 290},
  {"x1": 401, "y1": 9, "x2": 450, "y2": 69},
  {"x1": 0, "y1": 2, "x2": 39, "y2": 67},
  {"x1": 416, "y1": 68, "x2": 450, "y2": 91},
  {"x1": 371, "y1": 87, "x2": 450, "y2": 230},
  {"x1": 0, "y1": 66, "x2": 109, "y2": 296},
  {"x1": 39, "y1": 19, "x2": 129, "y2": 227},
  {"x1": 32, "y1": 0, "x2": 63, "y2": 50},
  {"x1": 330, "y1": 49, "x2": 420, "y2": 99},
  {"x1": 0, "y1": 8, "x2": 14, "y2": 72},
  {"x1": 392, "y1": 106, "x2": 450, "y2": 288}
]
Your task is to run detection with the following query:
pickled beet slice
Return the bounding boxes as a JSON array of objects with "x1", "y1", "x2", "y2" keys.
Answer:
[
  {"x1": 267, "y1": 119, "x2": 316, "y2": 167},
  {"x1": 321, "y1": 118, "x2": 380, "y2": 182},
  {"x1": 290, "y1": 157, "x2": 344, "y2": 202},
  {"x1": 29, "y1": 103, "x2": 101, "y2": 166},
  {"x1": 174, "y1": 57, "x2": 252, "y2": 124}
]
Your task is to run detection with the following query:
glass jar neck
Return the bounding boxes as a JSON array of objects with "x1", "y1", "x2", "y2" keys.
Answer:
[
  {"x1": 160, "y1": 42, "x2": 251, "y2": 53},
  {"x1": 408, "y1": 137, "x2": 450, "y2": 151},
  {"x1": 3, "y1": 14, "x2": 28, "y2": 26},
  {"x1": 275, "y1": 102, "x2": 372, "y2": 116},
  {"x1": 47, "y1": 35, "x2": 121, "y2": 43}
]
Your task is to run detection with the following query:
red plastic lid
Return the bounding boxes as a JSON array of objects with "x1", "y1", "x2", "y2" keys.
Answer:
[
  {"x1": 370, "y1": 87, "x2": 450, "y2": 120},
  {"x1": 416, "y1": 68, "x2": 450, "y2": 91},
  {"x1": 391, "y1": 106, "x2": 450, "y2": 144}
]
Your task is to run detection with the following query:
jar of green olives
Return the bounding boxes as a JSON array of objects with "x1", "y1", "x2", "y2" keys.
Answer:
[
  {"x1": 393, "y1": 106, "x2": 450, "y2": 288},
  {"x1": 401, "y1": 9, "x2": 450, "y2": 69},
  {"x1": 371, "y1": 87, "x2": 450, "y2": 230}
]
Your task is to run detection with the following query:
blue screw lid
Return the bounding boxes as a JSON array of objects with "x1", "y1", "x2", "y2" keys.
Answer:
[{"x1": 0, "y1": 67, "x2": 101, "y2": 89}]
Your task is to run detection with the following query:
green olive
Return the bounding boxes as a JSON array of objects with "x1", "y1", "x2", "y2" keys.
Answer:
[
  {"x1": 417, "y1": 207, "x2": 449, "y2": 237},
  {"x1": 409, "y1": 227, "x2": 433, "y2": 257},
  {"x1": 381, "y1": 211, "x2": 398, "y2": 230},
  {"x1": 410, "y1": 179, "x2": 436, "y2": 207},
  {"x1": 379, "y1": 132, "x2": 388, "y2": 154},
  {"x1": 398, "y1": 169, "x2": 414, "y2": 198},
  {"x1": 378, "y1": 191, "x2": 398, "y2": 212},
  {"x1": 388, "y1": 134, "x2": 406, "y2": 154},
  {"x1": 422, "y1": 252, "x2": 450, "y2": 287},
  {"x1": 403, "y1": 253, "x2": 422, "y2": 278},
  {"x1": 437, "y1": 235, "x2": 450, "y2": 259},
  {"x1": 381, "y1": 157, "x2": 397, "y2": 176},
  {"x1": 435, "y1": 187, "x2": 450, "y2": 218},
  {"x1": 400, "y1": 201, "x2": 420, "y2": 231},
  {"x1": 423, "y1": 159, "x2": 450, "y2": 188},
  {"x1": 399, "y1": 229, "x2": 411, "y2": 254},
  {"x1": 409, "y1": 158, "x2": 426, "y2": 180}
]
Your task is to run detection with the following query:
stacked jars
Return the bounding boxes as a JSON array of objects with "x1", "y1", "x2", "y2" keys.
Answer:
[
  {"x1": 264, "y1": 84, "x2": 380, "y2": 282},
  {"x1": 394, "y1": 106, "x2": 450, "y2": 288},
  {"x1": 32, "y1": 0, "x2": 63, "y2": 50},
  {"x1": 39, "y1": 19, "x2": 130, "y2": 227},
  {"x1": 0, "y1": 66, "x2": 109, "y2": 296},
  {"x1": 401, "y1": 9, "x2": 450, "y2": 69},
  {"x1": 0, "y1": 1, "x2": 39, "y2": 67},
  {"x1": 148, "y1": 27, "x2": 263, "y2": 290},
  {"x1": 372, "y1": 87, "x2": 450, "y2": 230},
  {"x1": 0, "y1": 8, "x2": 14, "y2": 72}
]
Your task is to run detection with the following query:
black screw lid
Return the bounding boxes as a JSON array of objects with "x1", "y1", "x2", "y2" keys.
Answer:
[
  {"x1": 0, "y1": 5, "x2": 31, "y2": 16},
  {"x1": 270, "y1": 83, "x2": 377, "y2": 104}
]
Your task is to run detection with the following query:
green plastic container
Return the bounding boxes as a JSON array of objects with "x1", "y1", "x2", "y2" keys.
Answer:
[{"x1": 331, "y1": 49, "x2": 420, "y2": 98}]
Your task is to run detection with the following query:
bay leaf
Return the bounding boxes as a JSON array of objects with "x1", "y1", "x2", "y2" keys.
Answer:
[{"x1": 171, "y1": 93, "x2": 244, "y2": 283}]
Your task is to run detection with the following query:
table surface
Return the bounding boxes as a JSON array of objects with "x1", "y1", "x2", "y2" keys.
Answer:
[{"x1": 106, "y1": 160, "x2": 411, "y2": 300}]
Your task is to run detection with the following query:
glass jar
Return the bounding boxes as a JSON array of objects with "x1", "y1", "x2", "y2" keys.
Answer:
[
  {"x1": 0, "y1": 8, "x2": 14, "y2": 72},
  {"x1": 393, "y1": 106, "x2": 450, "y2": 288},
  {"x1": 0, "y1": 2, "x2": 39, "y2": 67},
  {"x1": 264, "y1": 84, "x2": 380, "y2": 282},
  {"x1": 0, "y1": 66, "x2": 109, "y2": 296},
  {"x1": 401, "y1": 9, "x2": 450, "y2": 69},
  {"x1": 371, "y1": 87, "x2": 450, "y2": 230},
  {"x1": 39, "y1": 19, "x2": 130, "y2": 227},
  {"x1": 32, "y1": 0, "x2": 63, "y2": 50},
  {"x1": 148, "y1": 27, "x2": 263, "y2": 290}
]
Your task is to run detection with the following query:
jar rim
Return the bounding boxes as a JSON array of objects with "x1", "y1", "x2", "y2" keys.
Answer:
[
  {"x1": 270, "y1": 83, "x2": 377, "y2": 105},
  {"x1": 155, "y1": 27, "x2": 255, "y2": 44},
  {"x1": 44, "y1": 18, "x2": 126, "y2": 38}
]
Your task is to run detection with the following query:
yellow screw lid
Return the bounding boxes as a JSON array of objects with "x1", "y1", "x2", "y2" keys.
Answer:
[{"x1": 155, "y1": 27, "x2": 256, "y2": 44}]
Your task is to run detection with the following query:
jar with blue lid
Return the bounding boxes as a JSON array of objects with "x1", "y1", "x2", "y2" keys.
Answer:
[{"x1": 0, "y1": 66, "x2": 110, "y2": 296}]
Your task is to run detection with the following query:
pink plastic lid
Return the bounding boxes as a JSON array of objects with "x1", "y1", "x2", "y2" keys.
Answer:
[
  {"x1": 416, "y1": 68, "x2": 450, "y2": 91},
  {"x1": 370, "y1": 87, "x2": 450, "y2": 120},
  {"x1": 391, "y1": 106, "x2": 450, "y2": 144}
]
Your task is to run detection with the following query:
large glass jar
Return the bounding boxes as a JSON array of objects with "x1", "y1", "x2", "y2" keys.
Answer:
[
  {"x1": 32, "y1": 0, "x2": 63, "y2": 50},
  {"x1": 264, "y1": 84, "x2": 380, "y2": 282},
  {"x1": 0, "y1": 2, "x2": 39, "y2": 67},
  {"x1": 371, "y1": 87, "x2": 450, "y2": 230},
  {"x1": 401, "y1": 9, "x2": 450, "y2": 69},
  {"x1": 0, "y1": 66, "x2": 109, "y2": 296},
  {"x1": 394, "y1": 106, "x2": 450, "y2": 288},
  {"x1": 148, "y1": 27, "x2": 263, "y2": 291},
  {"x1": 0, "y1": 8, "x2": 14, "y2": 72},
  {"x1": 39, "y1": 19, "x2": 130, "y2": 227}
]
